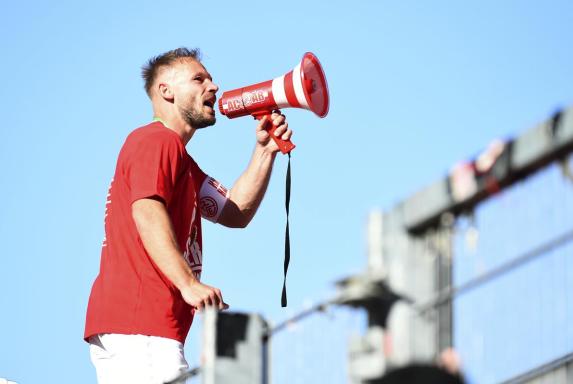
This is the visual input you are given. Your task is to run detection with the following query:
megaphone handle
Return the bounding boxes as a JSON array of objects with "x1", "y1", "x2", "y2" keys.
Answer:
[{"x1": 254, "y1": 112, "x2": 296, "y2": 155}]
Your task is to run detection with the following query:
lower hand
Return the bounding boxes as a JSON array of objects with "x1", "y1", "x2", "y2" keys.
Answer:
[
  {"x1": 256, "y1": 112, "x2": 293, "y2": 154},
  {"x1": 180, "y1": 279, "x2": 229, "y2": 311}
]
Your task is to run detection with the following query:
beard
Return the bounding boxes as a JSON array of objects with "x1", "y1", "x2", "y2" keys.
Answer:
[{"x1": 179, "y1": 103, "x2": 216, "y2": 129}]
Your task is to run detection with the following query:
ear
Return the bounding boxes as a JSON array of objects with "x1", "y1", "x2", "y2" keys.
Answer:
[{"x1": 158, "y1": 82, "x2": 174, "y2": 102}]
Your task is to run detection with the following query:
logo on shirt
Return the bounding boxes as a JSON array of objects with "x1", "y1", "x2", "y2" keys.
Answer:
[{"x1": 183, "y1": 206, "x2": 202, "y2": 280}]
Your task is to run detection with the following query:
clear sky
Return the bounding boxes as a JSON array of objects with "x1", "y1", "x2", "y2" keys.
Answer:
[{"x1": 0, "y1": 0, "x2": 572, "y2": 383}]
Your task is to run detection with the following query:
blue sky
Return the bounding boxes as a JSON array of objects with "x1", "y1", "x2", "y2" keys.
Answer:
[{"x1": 0, "y1": 1, "x2": 572, "y2": 382}]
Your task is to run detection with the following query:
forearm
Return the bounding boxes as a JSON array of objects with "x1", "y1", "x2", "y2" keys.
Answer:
[
  {"x1": 227, "y1": 144, "x2": 277, "y2": 225},
  {"x1": 217, "y1": 112, "x2": 290, "y2": 228},
  {"x1": 132, "y1": 198, "x2": 195, "y2": 290}
]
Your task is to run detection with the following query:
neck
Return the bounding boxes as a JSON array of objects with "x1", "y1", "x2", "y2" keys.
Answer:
[{"x1": 152, "y1": 106, "x2": 195, "y2": 145}]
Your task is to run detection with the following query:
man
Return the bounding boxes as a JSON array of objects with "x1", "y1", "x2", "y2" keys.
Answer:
[{"x1": 84, "y1": 47, "x2": 292, "y2": 384}]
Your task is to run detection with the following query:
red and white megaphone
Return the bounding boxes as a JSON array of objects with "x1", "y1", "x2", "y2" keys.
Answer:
[{"x1": 218, "y1": 52, "x2": 329, "y2": 154}]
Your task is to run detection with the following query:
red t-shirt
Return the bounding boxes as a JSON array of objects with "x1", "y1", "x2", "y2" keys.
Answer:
[{"x1": 84, "y1": 121, "x2": 207, "y2": 344}]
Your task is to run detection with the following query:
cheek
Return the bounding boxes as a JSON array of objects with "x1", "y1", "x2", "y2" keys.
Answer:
[{"x1": 177, "y1": 92, "x2": 195, "y2": 107}]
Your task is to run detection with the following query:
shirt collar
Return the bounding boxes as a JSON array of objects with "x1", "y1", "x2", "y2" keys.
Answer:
[{"x1": 152, "y1": 116, "x2": 169, "y2": 128}]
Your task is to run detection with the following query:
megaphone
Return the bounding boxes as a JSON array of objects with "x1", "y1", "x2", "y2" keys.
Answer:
[{"x1": 218, "y1": 52, "x2": 329, "y2": 154}]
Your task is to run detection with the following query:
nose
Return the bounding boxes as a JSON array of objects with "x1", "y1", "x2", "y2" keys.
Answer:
[{"x1": 207, "y1": 79, "x2": 219, "y2": 94}]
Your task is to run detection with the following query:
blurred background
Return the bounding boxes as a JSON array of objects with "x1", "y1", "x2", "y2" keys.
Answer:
[{"x1": 0, "y1": 1, "x2": 572, "y2": 383}]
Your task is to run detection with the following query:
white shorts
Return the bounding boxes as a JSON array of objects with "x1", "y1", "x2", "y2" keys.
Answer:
[{"x1": 88, "y1": 333, "x2": 189, "y2": 384}]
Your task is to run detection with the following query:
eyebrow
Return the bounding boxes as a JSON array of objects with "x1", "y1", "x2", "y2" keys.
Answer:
[{"x1": 193, "y1": 71, "x2": 213, "y2": 81}]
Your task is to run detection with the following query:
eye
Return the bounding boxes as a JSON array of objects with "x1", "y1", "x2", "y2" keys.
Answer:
[{"x1": 193, "y1": 75, "x2": 203, "y2": 82}]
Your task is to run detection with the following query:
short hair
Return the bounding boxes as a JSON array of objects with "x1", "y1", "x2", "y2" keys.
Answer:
[{"x1": 141, "y1": 47, "x2": 202, "y2": 97}]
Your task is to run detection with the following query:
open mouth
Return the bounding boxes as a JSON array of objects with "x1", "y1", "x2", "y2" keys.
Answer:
[{"x1": 203, "y1": 98, "x2": 216, "y2": 109}]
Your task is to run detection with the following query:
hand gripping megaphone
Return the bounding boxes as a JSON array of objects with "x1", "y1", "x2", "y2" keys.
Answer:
[{"x1": 218, "y1": 52, "x2": 329, "y2": 154}]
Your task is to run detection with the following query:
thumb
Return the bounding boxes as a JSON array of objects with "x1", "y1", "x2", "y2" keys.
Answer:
[{"x1": 256, "y1": 115, "x2": 271, "y2": 132}]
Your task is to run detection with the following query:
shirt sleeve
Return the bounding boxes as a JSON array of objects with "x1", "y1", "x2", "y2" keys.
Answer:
[
  {"x1": 125, "y1": 132, "x2": 184, "y2": 205},
  {"x1": 198, "y1": 176, "x2": 230, "y2": 223}
]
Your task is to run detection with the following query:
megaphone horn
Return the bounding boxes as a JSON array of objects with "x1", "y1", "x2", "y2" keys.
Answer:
[{"x1": 218, "y1": 52, "x2": 329, "y2": 154}]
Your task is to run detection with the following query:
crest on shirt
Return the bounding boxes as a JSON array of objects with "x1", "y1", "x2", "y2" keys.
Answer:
[{"x1": 200, "y1": 196, "x2": 219, "y2": 218}]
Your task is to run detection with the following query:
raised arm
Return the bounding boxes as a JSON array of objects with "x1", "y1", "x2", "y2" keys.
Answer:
[
  {"x1": 132, "y1": 198, "x2": 228, "y2": 311},
  {"x1": 217, "y1": 112, "x2": 292, "y2": 228}
]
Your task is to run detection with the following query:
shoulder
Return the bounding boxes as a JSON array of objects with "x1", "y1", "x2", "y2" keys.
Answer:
[
  {"x1": 119, "y1": 122, "x2": 188, "y2": 160},
  {"x1": 126, "y1": 122, "x2": 184, "y2": 147}
]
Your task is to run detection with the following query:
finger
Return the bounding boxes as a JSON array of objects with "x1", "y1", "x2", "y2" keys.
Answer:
[
  {"x1": 207, "y1": 292, "x2": 218, "y2": 307},
  {"x1": 202, "y1": 294, "x2": 213, "y2": 308},
  {"x1": 281, "y1": 128, "x2": 293, "y2": 141},
  {"x1": 210, "y1": 291, "x2": 221, "y2": 307},
  {"x1": 256, "y1": 115, "x2": 269, "y2": 132},
  {"x1": 214, "y1": 289, "x2": 225, "y2": 310},
  {"x1": 272, "y1": 114, "x2": 285, "y2": 127},
  {"x1": 273, "y1": 123, "x2": 288, "y2": 137}
]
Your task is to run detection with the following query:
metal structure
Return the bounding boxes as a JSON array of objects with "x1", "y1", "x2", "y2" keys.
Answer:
[
  {"x1": 201, "y1": 309, "x2": 269, "y2": 384},
  {"x1": 368, "y1": 106, "x2": 573, "y2": 383}
]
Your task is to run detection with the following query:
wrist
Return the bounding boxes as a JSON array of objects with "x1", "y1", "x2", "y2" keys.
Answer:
[
  {"x1": 174, "y1": 269, "x2": 199, "y2": 291},
  {"x1": 255, "y1": 142, "x2": 279, "y2": 159}
]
